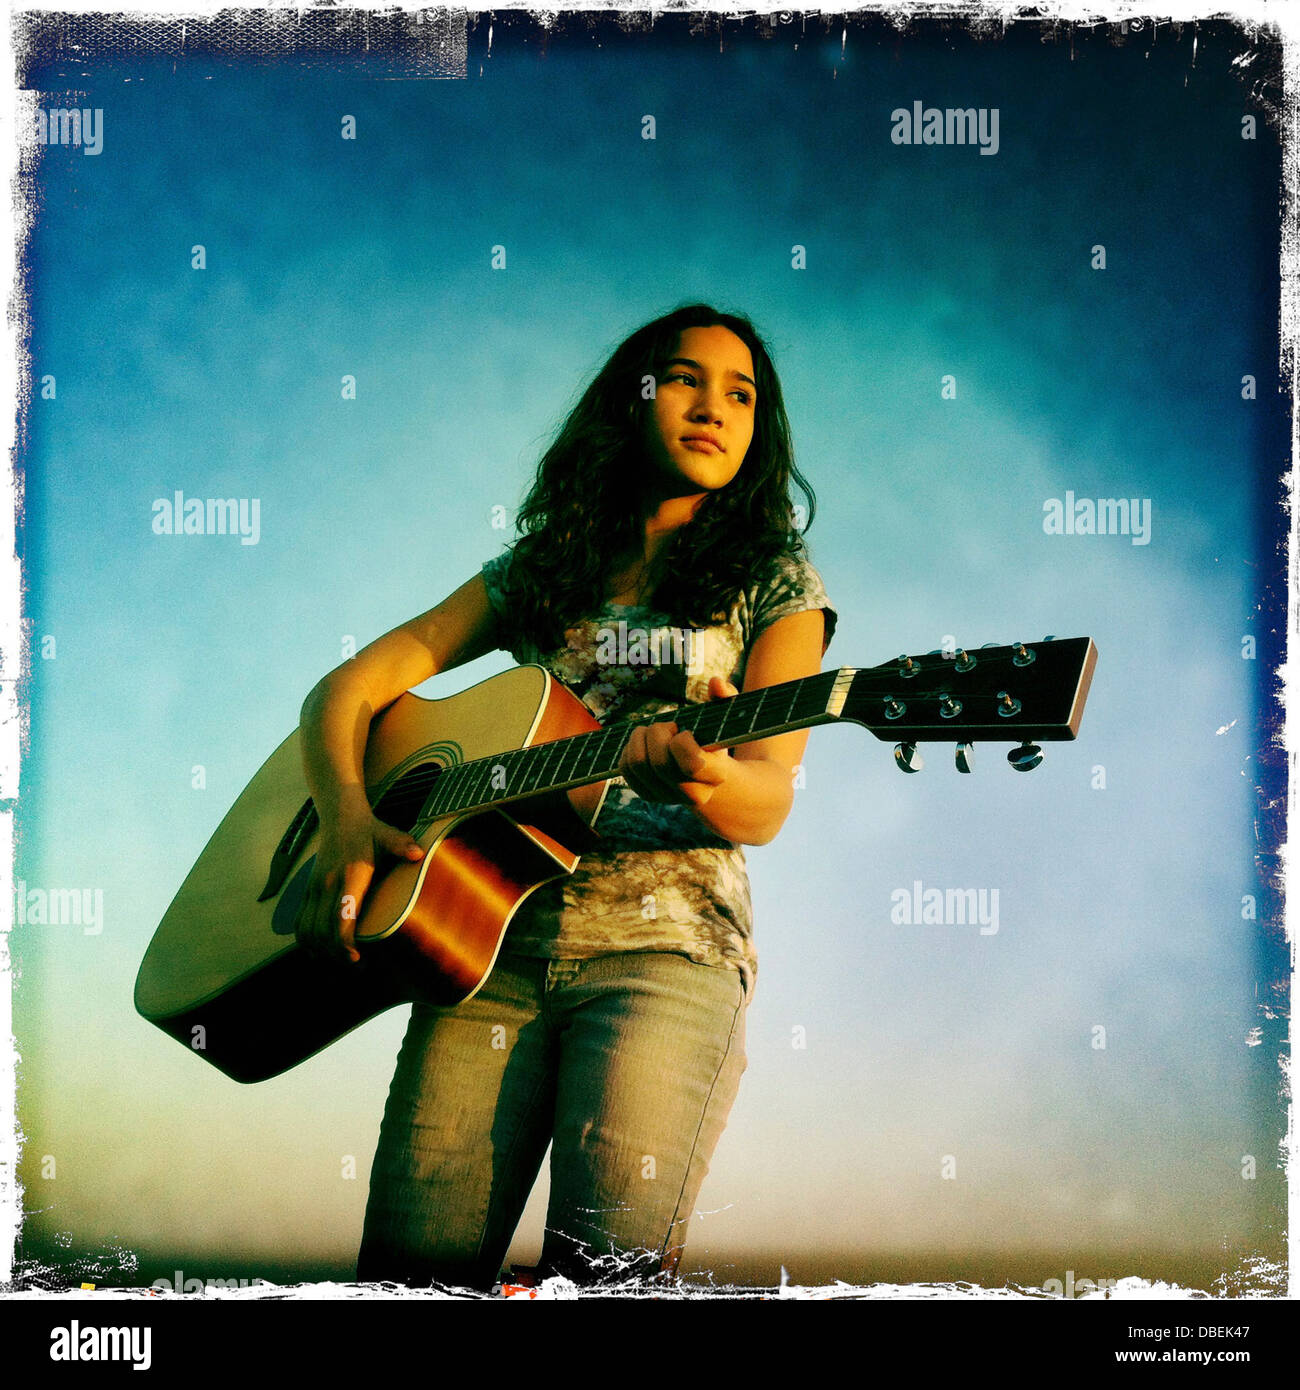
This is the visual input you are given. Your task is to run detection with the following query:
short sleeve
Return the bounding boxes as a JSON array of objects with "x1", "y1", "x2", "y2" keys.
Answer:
[
  {"x1": 749, "y1": 550, "x2": 838, "y2": 654},
  {"x1": 480, "y1": 550, "x2": 512, "y2": 622},
  {"x1": 481, "y1": 549, "x2": 532, "y2": 659}
]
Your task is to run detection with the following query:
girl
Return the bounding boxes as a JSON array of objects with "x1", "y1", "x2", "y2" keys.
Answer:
[{"x1": 296, "y1": 303, "x2": 837, "y2": 1291}]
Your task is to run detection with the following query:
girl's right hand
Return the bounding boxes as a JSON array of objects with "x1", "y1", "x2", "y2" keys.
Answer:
[{"x1": 294, "y1": 806, "x2": 425, "y2": 965}]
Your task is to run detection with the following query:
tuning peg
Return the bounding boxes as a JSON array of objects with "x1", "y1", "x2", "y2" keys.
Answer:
[
  {"x1": 996, "y1": 691, "x2": 1022, "y2": 718},
  {"x1": 897, "y1": 655, "x2": 920, "y2": 679},
  {"x1": 939, "y1": 695, "x2": 963, "y2": 719},
  {"x1": 1007, "y1": 741, "x2": 1043, "y2": 772},
  {"x1": 953, "y1": 649, "x2": 976, "y2": 673},
  {"x1": 1012, "y1": 643, "x2": 1036, "y2": 667},
  {"x1": 884, "y1": 698, "x2": 906, "y2": 721},
  {"x1": 894, "y1": 742, "x2": 923, "y2": 773},
  {"x1": 955, "y1": 742, "x2": 974, "y2": 773}
]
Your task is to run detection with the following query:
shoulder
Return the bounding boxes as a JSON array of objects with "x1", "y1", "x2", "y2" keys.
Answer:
[
  {"x1": 480, "y1": 547, "x2": 528, "y2": 630},
  {"x1": 739, "y1": 546, "x2": 838, "y2": 654},
  {"x1": 479, "y1": 546, "x2": 540, "y2": 661},
  {"x1": 480, "y1": 548, "x2": 514, "y2": 603}
]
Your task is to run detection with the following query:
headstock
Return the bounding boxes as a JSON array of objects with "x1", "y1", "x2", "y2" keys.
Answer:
[{"x1": 838, "y1": 637, "x2": 1097, "y2": 773}]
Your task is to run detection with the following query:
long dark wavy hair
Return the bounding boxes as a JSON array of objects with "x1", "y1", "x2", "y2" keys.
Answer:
[{"x1": 496, "y1": 302, "x2": 817, "y2": 654}]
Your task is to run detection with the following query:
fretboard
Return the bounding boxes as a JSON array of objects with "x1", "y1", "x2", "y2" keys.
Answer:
[{"x1": 415, "y1": 668, "x2": 847, "y2": 823}]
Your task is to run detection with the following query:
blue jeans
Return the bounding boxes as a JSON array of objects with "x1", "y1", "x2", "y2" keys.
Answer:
[{"x1": 356, "y1": 949, "x2": 748, "y2": 1291}]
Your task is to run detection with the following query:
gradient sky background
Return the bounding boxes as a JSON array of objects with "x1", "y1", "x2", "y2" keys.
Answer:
[{"x1": 9, "y1": 10, "x2": 1289, "y2": 1292}]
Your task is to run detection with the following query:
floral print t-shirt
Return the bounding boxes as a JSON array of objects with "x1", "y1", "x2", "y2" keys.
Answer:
[{"x1": 478, "y1": 547, "x2": 837, "y2": 994}]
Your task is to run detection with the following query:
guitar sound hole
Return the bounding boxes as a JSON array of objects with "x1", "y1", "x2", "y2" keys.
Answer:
[{"x1": 372, "y1": 762, "x2": 442, "y2": 834}]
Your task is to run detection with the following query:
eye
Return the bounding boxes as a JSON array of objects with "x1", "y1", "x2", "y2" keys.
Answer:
[{"x1": 665, "y1": 371, "x2": 752, "y2": 405}]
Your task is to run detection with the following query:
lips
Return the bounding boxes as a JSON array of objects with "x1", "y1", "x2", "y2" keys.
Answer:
[{"x1": 681, "y1": 435, "x2": 723, "y2": 452}]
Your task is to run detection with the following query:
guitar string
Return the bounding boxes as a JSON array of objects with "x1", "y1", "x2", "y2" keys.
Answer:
[
  {"x1": 371, "y1": 649, "x2": 1064, "y2": 825},
  {"x1": 375, "y1": 672, "x2": 816, "y2": 826},
  {"x1": 419, "y1": 671, "x2": 818, "y2": 823},
  {"x1": 378, "y1": 654, "x2": 1056, "y2": 825}
]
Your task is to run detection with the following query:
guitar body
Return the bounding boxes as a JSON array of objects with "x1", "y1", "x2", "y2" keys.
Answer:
[{"x1": 134, "y1": 665, "x2": 610, "y2": 1083}]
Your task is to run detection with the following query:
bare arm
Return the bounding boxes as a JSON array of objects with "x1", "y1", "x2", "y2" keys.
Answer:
[
  {"x1": 299, "y1": 573, "x2": 500, "y2": 816},
  {"x1": 295, "y1": 573, "x2": 501, "y2": 962},
  {"x1": 617, "y1": 607, "x2": 826, "y2": 846}
]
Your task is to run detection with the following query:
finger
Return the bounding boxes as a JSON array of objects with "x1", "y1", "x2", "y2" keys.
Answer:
[
  {"x1": 702, "y1": 682, "x2": 736, "y2": 749},
  {"x1": 669, "y1": 733, "x2": 726, "y2": 787},
  {"x1": 644, "y1": 727, "x2": 719, "y2": 805},
  {"x1": 666, "y1": 729, "x2": 706, "y2": 779},
  {"x1": 645, "y1": 723, "x2": 692, "y2": 796},
  {"x1": 311, "y1": 894, "x2": 356, "y2": 965},
  {"x1": 295, "y1": 878, "x2": 328, "y2": 956},
  {"x1": 627, "y1": 724, "x2": 679, "y2": 800},
  {"x1": 619, "y1": 725, "x2": 648, "y2": 794},
  {"x1": 336, "y1": 865, "x2": 374, "y2": 963},
  {"x1": 304, "y1": 887, "x2": 341, "y2": 962},
  {"x1": 298, "y1": 867, "x2": 358, "y2": 965},
  {"x1": 380, "y1": 825, "x2": 425, "y2": 860}
]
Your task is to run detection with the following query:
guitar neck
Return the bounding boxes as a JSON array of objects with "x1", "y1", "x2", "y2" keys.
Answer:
[
  {"x1": 420, "y1": 668, "x2": 853, "y2": 823},
  {"x1": 349, "y1": 635, "x2": 1096, "y2": 837}
]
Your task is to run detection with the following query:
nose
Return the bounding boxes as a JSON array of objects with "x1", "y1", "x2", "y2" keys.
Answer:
[{"x1": 688, "y1": 386, "x2": 725, "y2": 426}]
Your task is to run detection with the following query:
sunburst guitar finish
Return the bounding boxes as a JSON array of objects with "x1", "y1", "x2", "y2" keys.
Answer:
[{"x1": 135, "y1": 666, "x2": 607, "y2": 1082}]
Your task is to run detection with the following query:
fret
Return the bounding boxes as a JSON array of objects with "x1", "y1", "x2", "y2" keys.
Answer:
[
  {"x1": 675, "y1": 699, "x2": 708, "y2": 740},
  {"x1": 525, "y1": 737, "x2": 558, "y2": 796},
  {"x1": 421, "y1": 765, "x2": 444, "y2": 820},
  {"x1": 542, "y1": 737, "x2": 569, "y2": 792},
  {"x1": 742, "y1": 684, "x2": 768, "y2": 736},
  {"x1": 490, "y1": 747, "x2": 522, "y2": 800},
  {"x1": 442, "y1": 761, "x2": 470, "y2": 817},
  {"x1": 430, "y1": 762, "x2": 466, "y2": 820},
  {"x1": 465, "y1": 756, "x2": 493, "y2": 812},
  {"x1": 415, "y1": 671, "x2": 846, "y2": 822},
  {"x1": 575, "y1": 730, "x2": 601, "y2": 783},
  {"x1": 688, "y1": 701, "x2": 724, "y2": 746},
  {"x1": 577, "y1": 726, "x2": 605, "y2": 781},
  {"x1": 598, "y1": 721, "x2": 632, "y2": 780},
  {"x1": 486, "y1": 750, "x2": 512, "y2": 800},
  {"x1": 780, "y1": 676, "x2": 801, "y2": 727},
  {"x1": 551, "y1": 732, "x2": 580, "y2": 793},
  {"x1": 539, "y1": 734, "x2": 572, "y2": 790}
]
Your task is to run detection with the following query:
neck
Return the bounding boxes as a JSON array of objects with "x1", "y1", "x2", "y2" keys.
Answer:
[
  {"x1": 636, "y1": 487, "x2": 707, "y2": 564},
  {"x1": 644, "y1": 491, "x2": 705, "y2": 537},
  {"x1": 611, "y1": 472, "x2": 713, "y2": 602}
]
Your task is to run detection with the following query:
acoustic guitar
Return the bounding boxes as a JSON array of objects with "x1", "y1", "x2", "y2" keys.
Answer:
[{"x1": 134, "y1": 638, "x2": 1097, "y2": 1082}]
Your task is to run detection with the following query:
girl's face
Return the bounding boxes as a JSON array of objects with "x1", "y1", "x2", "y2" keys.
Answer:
[{"x1": 643, "y1": 325, "x2": 757, "y2": 498}]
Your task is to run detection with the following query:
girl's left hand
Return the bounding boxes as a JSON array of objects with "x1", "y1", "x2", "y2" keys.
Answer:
[{"x1": 618, "y1": 676, "x2": 737, "y2": 808}]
